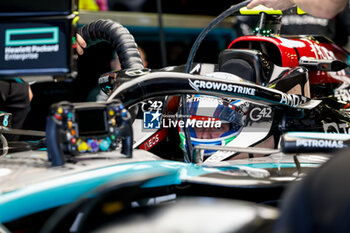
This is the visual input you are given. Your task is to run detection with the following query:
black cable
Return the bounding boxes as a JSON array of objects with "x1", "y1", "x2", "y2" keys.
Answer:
[
  {"x1": 156, "y1": 0, "x2": 167, "y2": 67},
  {"x1": 182, "y1": 0, "x2": 252, "y2": 162},
  {"x1": 185, "y1": 0, "x2": 252, "y2": 73}
]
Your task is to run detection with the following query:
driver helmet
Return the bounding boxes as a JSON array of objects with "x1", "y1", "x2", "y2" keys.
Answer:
[{"x1": 178, "y1": 94, "x2": 248, "y2": 159}]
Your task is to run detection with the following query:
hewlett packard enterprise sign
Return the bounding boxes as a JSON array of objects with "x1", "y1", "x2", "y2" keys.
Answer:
[
  {"x1": 0, "y1": 18, "x2": 73, "y2": 77},
  {"x1": 4, "y1": 27, "x2": 59, "y2": 61}
]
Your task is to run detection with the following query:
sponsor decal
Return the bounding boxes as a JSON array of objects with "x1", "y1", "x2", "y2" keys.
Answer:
[
  {"x1": 334, "y1": 88, "x2": 350, "y2": 103},
  {"x1": 4, "y1": 44, "x2": 59, "y2": 61},
  {"x1": 190, "y1": 63, "x2": 201, "y2": 74},
  {"x1": 302, "y1": 38, "x2": 347, "y2": 78},
  {"x1": 323, "y1": 122, "x2": 350, "y2": 134},
  {"x1": 0, "y1": 113, "x2": 11, "y2": 127},
  {"x1": 188, "y1": 96, "x2": 223, "y2": 104},
  {"x1": 249, "y1": 107, "x2": 272, "y2": 121},
  {"x1": 188, "y1": 79, "x2": 256, "y2": 96},
  {"x1": 138, "y1": 129, "x2": 168, "y2": 151},
  {"x1": 4, "y1": 27, "x2": 60, "y2": 61},
  {"x1": 281, "y1": 15, "x2": 329, "y2": 27},
  {"x1": 278, "y1": 37, "x2": 306, "y2": 48},
  {"x1": 188, "y1": 79, "x2": 199, "y2": 92},
  {"x1": 280, "y1": 93, "x2": 308, "y2": 107},
  {"x1": 141, "y1": 100, "x2": 163, "y2": 112},
  {"x1": 2, "y1": 114, "x2": 9, "y2": 127},
  {"x1": 296, "y1": 139, "x2": 344, "y2": 149},
  {"x1": 5, "y1": 27, "x2": 59, "y2": 46}
]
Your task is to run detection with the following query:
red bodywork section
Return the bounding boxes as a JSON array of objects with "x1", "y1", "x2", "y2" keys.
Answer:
[{"x1": 228, "y1": 35, "x2": 349, "y2": 85}]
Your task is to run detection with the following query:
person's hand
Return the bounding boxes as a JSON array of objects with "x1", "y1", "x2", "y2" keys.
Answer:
[
  {"x1": 76, "y1": 33, "x2": 87, "y2": 55},
  {"x1": 28, "y1": 86, "x2": 33, "y2": 102},
  {"x1": 247, "y1": 0, "x2": 295, "y2": 11}
]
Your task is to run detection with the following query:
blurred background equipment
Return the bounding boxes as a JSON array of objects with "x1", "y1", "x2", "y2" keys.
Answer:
[{"x1": 0, "y1": 0, "x2": 78, "y2": 78}]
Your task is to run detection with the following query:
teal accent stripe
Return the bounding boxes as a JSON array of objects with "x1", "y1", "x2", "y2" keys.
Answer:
[
  {"x1": 5, "y1": 27, "x2": 59, "y2": 46},
  {"x1": 0, "y1": 161, "x2": 213, "y2": 223},
  {"x1": 237, "y1": 163, "x2": 320, "y2": 169}
]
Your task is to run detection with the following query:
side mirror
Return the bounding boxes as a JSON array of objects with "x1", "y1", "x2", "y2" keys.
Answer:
[{"x1": 299, "y1": 57, "x2": 348, "y2": 72}]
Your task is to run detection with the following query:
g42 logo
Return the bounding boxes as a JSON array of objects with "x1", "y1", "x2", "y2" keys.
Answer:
[
  {"x1": 141, "y1": 100, "x2": 163, "y2": 112},
  {"x1": 249, "y1": 107, "x2": 272, "y2": 121}
]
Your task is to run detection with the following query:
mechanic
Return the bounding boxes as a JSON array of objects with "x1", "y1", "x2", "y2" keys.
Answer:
[
  {"x1": 0, "y1": 80, "x2": 33, "y2": 140},
  {"x1": 247, "y1": 0, "x2": 347, "y2": 18},
  {"x1": 74, "y1": 0, "x2": 349, "y2": 53},
  {"x1": 235, "y1": 1, "x2": 350, "y2": 49}
]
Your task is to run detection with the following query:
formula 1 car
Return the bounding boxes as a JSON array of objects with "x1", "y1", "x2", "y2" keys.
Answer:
[
  {"x1": 0, "y1": 110, "x2": 335, "y2": 233},
  {"x1": 81, "y1": 2, "x2": 350, "y2": 163},
  {"x1": 0, "y1": 0, "x2": 350, "y2": 232}
]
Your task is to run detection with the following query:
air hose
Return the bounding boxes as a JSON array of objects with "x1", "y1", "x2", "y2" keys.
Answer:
[{"x1": 78, "y1": 19, "x2": 144, "y2": 70}]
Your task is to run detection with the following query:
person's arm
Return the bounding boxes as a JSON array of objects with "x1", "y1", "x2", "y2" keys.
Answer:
[
  {"x1": 247, "y1": 0, "x2": 347, "y2": 19},
  {"x1": 247, "y1": 0, "x2": 295, "y2": 12},
  {"x1": 294, "y1": 0, "x2": 347, "y2": 18}
]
